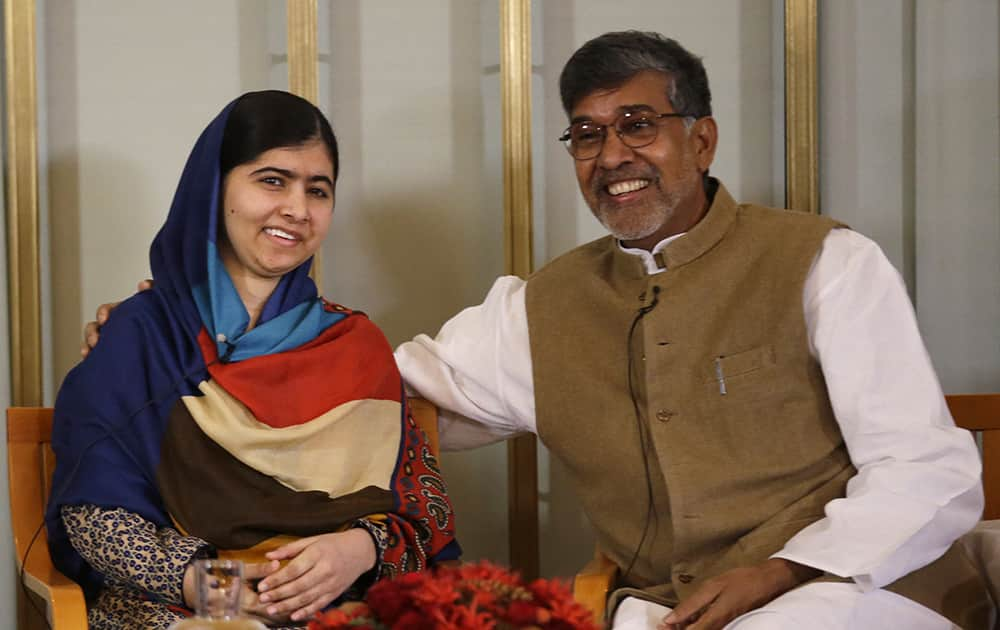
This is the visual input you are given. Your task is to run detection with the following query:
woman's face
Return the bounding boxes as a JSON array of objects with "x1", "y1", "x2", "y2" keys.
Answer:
[{"x1": 218, "y1": 140, "x2": 335, "y2": 284}]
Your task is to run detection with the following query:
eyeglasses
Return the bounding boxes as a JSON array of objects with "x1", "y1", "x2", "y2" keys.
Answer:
[{"x1": 558, "y1": 109, "x2": 693, "y2": 160}]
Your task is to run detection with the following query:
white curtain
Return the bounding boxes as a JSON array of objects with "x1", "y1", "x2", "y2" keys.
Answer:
[{"x1": 820, "y1": 0, "x2": 1000, "y2": 394}]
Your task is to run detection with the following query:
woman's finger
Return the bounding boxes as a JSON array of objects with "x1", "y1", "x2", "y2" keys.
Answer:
[
  {"x1": 265, "y1": 535, "x2": 317, "y2": 560},
  {"x1": 245, "y1": 560, "x2": 280, "y2": 580},
  {"x1": 290, "y1": 590, "x2": 339, "y2": 622},
  {"x1": 258, "y1": 553, "x2": 318, "y2": 596},
  {"x1": 265, "y1": 580, "x2": 326, "y2": 618}
]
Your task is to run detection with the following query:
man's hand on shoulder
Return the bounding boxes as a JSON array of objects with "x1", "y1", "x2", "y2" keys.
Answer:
[
  {"x1": 658, "y1": 558, "x2": 820, "y2": 630},
  {"x1": 80, "y1": 279, "x2": 153, "y2": 358}
]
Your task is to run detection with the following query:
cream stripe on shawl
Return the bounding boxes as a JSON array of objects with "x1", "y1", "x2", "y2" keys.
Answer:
[{"x1": 181, "y1": 380, "x2": 402, "y2": 497}]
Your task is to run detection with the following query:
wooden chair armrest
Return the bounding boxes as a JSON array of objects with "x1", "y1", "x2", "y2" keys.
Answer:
[
  {"x1": 573, "y1": 552, "x2": 619, "y2": 626},
  {"x1": 20, "y1": 542, "x2": 87, "y2": 628}
]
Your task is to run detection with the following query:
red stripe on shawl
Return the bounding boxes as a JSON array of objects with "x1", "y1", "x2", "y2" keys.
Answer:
[{"x1": 197, "y1": 312, "x2": 401, "y2": 428}]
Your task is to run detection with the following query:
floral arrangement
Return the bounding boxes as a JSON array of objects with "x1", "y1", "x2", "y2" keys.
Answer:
[{"x1": 308, "y1": 561, "x2": 599, "y2": 630}]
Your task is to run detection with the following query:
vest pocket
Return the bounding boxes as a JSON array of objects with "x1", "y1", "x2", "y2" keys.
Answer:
[{"x1": 701, "y1": 344, "x2": 777, "y2": 395}]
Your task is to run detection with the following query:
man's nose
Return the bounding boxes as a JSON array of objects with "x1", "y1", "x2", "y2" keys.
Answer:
[{"x1": 596, "y1": 130, "x2": 634, "y2": 170}]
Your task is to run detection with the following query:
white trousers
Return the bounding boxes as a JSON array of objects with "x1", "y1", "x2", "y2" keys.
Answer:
[{"x1": 611, "y1": 582, "x2": 963, "y2": 630}]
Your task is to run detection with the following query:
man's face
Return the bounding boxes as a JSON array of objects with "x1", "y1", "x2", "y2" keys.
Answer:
[{"x1": 570, "y1": 70, "x2": 715, "y2": 249}]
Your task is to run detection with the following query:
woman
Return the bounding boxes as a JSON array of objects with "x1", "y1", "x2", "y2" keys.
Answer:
[{"x1": 45, "y1": 91, "x2": 459, "y2": 628}]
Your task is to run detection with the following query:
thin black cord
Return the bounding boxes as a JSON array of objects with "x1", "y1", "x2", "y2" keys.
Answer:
[
  {"x1": 20, "y1": 520, "x2": 52, "y2": 629},
  {"x1": 20, "y1": 354, "x2": 223, "y2": 622},
  {"x1": 620, "y1": 286, "x2": 660, "y2": 583}
]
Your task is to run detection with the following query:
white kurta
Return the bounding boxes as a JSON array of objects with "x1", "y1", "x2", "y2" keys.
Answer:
[{"x1": 395, "y1": 228, "x2": 984, "y2": 629}]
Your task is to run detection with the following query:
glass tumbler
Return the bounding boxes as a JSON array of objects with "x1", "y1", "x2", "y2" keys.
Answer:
[{"x1": 168, "y1": 559, "x2": 268, "y2": 629}]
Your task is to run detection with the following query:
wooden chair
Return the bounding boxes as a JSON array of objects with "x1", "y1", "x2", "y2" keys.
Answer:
[
  {"x1": 7, "y1": 400, "x2": 440, "y2": 630},
  {"x1": 7, "y1": 407, "x2": 86, "y2": 629},
  {"x1": 571, "y1": 393, "x2": 1000, "y2": 625},
  {"x1": 946, "y1": 394, "x2": 1000, "y2": 519}
]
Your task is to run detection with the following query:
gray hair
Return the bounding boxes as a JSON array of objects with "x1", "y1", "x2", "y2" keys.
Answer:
[{"x1": 559, "y1": 31, "x2": 712, "y2": 121}]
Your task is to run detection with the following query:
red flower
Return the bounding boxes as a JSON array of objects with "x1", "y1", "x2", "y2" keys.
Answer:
[
  {"x1": 366, "y1": 583, "x2": 415, "y2": 623},
  {"x1": 394, "y1": 610, "x2": 435, "y2": 630},
  {"x1": 505, "y1": 600, "x2": 549, "y2": 625},
  {"x1": 308, "y1": 603, "x2": 372, "y2": 629},
  {"x1": 411, "y1": 575, "x2": 461, "y2": 608},
  {"x1": 310, "y1": 561, "x2": 598, "y2": 630},
  {"x1": 528, "y1": 577, "x2": 574, "y2": 606}
]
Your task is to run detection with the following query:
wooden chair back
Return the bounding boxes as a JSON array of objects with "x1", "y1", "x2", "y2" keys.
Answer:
[
  {"x1": 7, "y1": 407, "x2": 87, "y2": 629},
  {"x1": 410, "y1": 397, "x2": 440, "y2": 456},
  {"x1": 946, "y1": 393, "x2": 1000, "y2": 520}
]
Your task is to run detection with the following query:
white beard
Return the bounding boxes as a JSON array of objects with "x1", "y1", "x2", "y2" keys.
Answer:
[{"x1": 592, "y1": 154, "x2": 701, "y2": 243}]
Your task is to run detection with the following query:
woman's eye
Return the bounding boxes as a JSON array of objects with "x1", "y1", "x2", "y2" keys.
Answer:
[
  {"x1": 260, "y1": 176, "x2": 283, "y2": 186},
  {"x1": 309, "y1": 187, "x2": 329, "y2": 198}
]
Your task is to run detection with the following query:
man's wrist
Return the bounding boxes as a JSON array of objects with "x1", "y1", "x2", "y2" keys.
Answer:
[{"x1": 762, "y1": 557, "x2": 822, "y2": 593}]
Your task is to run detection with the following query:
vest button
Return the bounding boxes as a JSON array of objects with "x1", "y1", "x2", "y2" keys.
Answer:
[
  {"x1": 677, "y1": 573, "x2": 695, "y2": 584},
  {"x1": 655, "y1": 409, "x2": 674, "y2": 422}
]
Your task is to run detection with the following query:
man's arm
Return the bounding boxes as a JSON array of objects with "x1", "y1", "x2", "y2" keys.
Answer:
[
  {"x1": 394, "y1": 275, "x2": 537, "y2": 450},
  {"x1": 773, "y1": 228, "x2": 983, "y2": 586},
  {"x1": 661, "y1": 229, "x2": 982, "y2": 630}
]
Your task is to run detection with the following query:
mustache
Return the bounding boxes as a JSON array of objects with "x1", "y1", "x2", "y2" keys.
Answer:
[{"x1": 591, "y1": 167, "x2": 658, "y2": 194}]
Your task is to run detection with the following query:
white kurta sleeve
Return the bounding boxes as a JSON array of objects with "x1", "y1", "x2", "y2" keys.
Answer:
[
  {"x1": 772, "y1": 228, "x2": 984, "y2": 589},
  {"x1": 394, "y1": 275, "x2": 537, "y2": 451}
]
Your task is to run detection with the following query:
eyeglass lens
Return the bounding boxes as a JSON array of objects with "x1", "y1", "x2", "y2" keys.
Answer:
[{"x1": 564, "y1": 111, "x2": 661, "y2": 159}]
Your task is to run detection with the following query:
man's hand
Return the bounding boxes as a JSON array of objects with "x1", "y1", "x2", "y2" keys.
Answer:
[
  {"x1": 256, "y1": 529, "x2": 377, "y2": 623},
  {"x1": 80, "y1": 279, "x2": 153, "y2": 358},
  {"x1": 658, "y1": 559, "x2": 820, "y2": 630}
]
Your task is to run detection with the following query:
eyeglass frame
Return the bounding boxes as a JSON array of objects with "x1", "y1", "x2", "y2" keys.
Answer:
[{"x1": 557, "y1": 109, "x2": 696, "y2": 161}]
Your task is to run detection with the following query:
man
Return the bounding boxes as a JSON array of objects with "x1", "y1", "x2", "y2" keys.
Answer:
[
  {"x1": 392, "y1": 32, "x2": 991, "y2": 629},
  {"x1": 87, "y1": 32, "x2": 990, "y2": 629}
]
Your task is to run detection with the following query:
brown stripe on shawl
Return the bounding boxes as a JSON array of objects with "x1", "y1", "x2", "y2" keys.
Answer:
[{"x1": 157, "y1": 400, "x2": 396, "y2": 549}]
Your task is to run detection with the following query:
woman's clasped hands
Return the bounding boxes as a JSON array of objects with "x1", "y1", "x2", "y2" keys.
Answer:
[{"x1": 253, "y1": 529, "x2": 377, "y2": 623}]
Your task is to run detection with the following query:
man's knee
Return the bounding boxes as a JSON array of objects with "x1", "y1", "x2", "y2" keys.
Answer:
[{"x1": 725, "y1": 611, "x2": 801, "y2": 630}]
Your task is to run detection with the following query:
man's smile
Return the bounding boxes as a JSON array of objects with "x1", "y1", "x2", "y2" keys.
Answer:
[{"x1": 607, "y1": 179, "x2": 651, "y2": 196}]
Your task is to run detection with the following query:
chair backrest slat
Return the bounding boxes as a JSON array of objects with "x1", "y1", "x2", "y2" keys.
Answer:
[
  {"x1": 409, "y1": 398, "x2": 440, "y2": 457},
  {"x1": 6, "y1": 407, "x2": 55, "y2": 568},
  {"x1": 947, "y1": 394, "x2": 1000, "y2": 520}
]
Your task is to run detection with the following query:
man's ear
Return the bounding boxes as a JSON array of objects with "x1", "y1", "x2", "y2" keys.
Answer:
[{"x1": 690, "y1": 116, "x2": 718, "y2": 173}]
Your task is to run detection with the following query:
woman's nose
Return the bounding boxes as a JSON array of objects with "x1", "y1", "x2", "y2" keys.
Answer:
[{"x1": 281, "y1": 190, "x2": 310, "y2": 221}]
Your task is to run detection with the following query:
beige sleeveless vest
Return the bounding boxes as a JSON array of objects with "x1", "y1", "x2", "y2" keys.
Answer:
[{"x1": 526, "y1": 182, "x2": 990, "y2": 627}]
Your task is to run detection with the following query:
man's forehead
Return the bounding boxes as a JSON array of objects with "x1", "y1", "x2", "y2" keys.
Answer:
[
  {"x1": 569, "y1": 104, "x2": 659, "y2": 125},
  {"x1": 568, "y1": 71, "x2": 673, "y2": 122}
]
